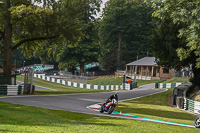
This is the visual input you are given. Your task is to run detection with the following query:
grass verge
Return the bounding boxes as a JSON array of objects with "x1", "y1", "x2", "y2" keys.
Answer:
[
  {"x1": 16, "y1": 76, "x2": 110, "y2": 95},
  {"x1": 87, "y1": 76, "x2": 161, "y2": 86},
  {"x1": 16, "y1": 76, "x2": 160, "y2": 95},
  {"x1": 115, "y1": 88, "x2": 197, "y2": 126},
  {"x1": 162, "y1": 78, "x2": 190, "y2": 83},
  {"x1": 0, "y1": 89, "x2": 199, "y2": 132}
]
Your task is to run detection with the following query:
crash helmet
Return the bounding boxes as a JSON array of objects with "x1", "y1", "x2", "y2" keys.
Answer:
[{"x1": 114, "y1": 92, "x2": 119, "y2": 97}]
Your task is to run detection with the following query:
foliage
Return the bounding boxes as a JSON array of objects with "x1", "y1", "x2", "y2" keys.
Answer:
[
  {"x1": 32, "y1": 0, "x2": 102, "y2": 74},
  {"x1": 99, "y1": 0, "x2": 153, "y2": 71},
  {"x1": 151, "y1": 17, "x2": 187, "y2": 68},
  {"x1": 146, "y1": 0, "x2": 200, "y2": 86},
  {"x1": 57, "y1": 23, "x2": 100, "y2": 73},
  {"x1": 147, "y1": 0, "x2": 200, "y2": 68},
  {"x1": 0, "y1": 0, "x2": 93, "y2": 74},
  {"x1": 99, "y1": 44, "x2": 118, "y2": 73}
]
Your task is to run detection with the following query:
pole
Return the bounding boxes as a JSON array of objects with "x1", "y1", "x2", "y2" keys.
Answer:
[
  {"x1": 134, "y1": 72, "x2": 137, "y2": 82},
  {"x1": 14, "y1": 59, "x2": 16, "y2": 69},
  {"x1": 23, "y1": 61, "x2": 25, "y2": 67},
  {"x1": 30, "y1": 67, "x2": 34, "y2": 94}
]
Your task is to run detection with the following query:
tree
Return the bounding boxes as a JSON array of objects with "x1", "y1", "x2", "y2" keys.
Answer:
[
  {"x1": 0, "y1": 0, "x2": 89, "y2": 75},
  {"x1": 151, "y1": 17, "x2": 187, "y2": 68},
  {"x1": 35, "y1": 0, "x2": 102, "y2": 75},
  {"x1": 99, "y1": 0, "x2": 153, "y2": 71},
  {"x1": 99, "y1": 44, "x2": 118, "y2": 74},
  {"x1": 148, "y1": 0, "x2": 200, "y2": 86},
  {"x1": 100, "y1": 0, "x2": 132, "y2": 69}
]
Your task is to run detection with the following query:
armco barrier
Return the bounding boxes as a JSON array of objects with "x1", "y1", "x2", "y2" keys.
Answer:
[
  {"x1": 0, "y1": 85, "x2": 35, "y2": 95},
  {"x1": 156, "y1": 83, "x2": 183, "y2": 88},
  {"x1": 184, "y1": 98, "x2": 200, "y2": 114},
  {"x1": 34, "y1": 74, "x2": 137, "y2": 90},
  {"x1": 0, "y1": 85, "x2": 22, "y2": 95}
]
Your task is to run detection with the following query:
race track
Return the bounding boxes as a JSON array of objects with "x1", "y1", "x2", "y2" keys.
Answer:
[
  {"x1": 0, "y1": 83, "x2": 167, "y2": 119},
  {"x1": 1, "y1": 83, "x2": 193, "y2": 127}
]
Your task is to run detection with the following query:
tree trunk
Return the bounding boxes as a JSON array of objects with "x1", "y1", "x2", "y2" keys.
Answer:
[
  {"x1": 4, "y1": 0, "x2": 12, "y2": 75},
  {"x1": 117, "y1": 32, "x2": 122, "y2": 69},
  {"x1": 71, "y1": 66, "x2": 75, "y2": 75},
  {"x1": 191, "y1": 65, "x2": 200, "y2": 86},
  {"x1": 80, "y1": 62, "x2": 85, "y2": 75}
]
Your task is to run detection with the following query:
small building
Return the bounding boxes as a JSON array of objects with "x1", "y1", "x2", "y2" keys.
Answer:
[{"x1": 125, "y1": 57, "x2": 173, "y2": 80}]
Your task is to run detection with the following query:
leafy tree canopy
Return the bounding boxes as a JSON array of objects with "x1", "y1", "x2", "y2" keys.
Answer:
[
  {"x1": 33, "y1": 0, "x2": 101, "y2": 74},
  {"x1": 146, "y1": 0, "x2": 200, "y2": 86},
  {"x1": 99, "y1": 0, "x2": 153, "y2": 71},
  {"x1": 0, "y1": 0, "x2": 94, "y2": 74},
  {"x1": 146, "y1": 0, "x2": 200, "y2": 68}
]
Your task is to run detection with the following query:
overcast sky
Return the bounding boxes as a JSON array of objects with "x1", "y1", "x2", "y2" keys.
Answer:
[
  {"x1": 96, "y1": 0, "x2": 108, "y2": 18},
  {"x1": 33, "y1": 0, "x2": 109, "y2": 18}
]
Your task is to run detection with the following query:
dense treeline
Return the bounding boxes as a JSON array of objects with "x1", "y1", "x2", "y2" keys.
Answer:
[
  {"x1": 0, "y1": 0, "x2": 153, "y2": 74},
  {"x1": 99, "y1": 0, "x2": 153, "y2": 72},
  {"x1": 1, "y1": 0, "x2": 200, "y2": 87}
]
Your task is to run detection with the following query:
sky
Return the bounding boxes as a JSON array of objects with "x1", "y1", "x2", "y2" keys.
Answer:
[
  {"x1": 32, "y1": 0, "x2": 109, "y2": 18},
  {"x1": 96, "y1": 0, "x2": 109, "y2": 18}
]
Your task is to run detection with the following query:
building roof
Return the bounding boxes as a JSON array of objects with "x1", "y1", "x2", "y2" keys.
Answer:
[{"x1": 126, "y1": 57, "x2": 157, "y2": 66}]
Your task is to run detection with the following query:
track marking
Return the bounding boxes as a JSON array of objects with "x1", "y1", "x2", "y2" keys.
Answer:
[{"x1": 87, "y1": 104, "x2": 194, "y2": 128}]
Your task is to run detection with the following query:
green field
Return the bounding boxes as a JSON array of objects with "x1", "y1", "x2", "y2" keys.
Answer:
[
  {"x1": 87, "y1": 76, "x2": 123, "y2": 85},
  {"x1": 115, "y1": 88, "x2": 196, "y2": 126},
  {"x1": 162, "y1": 77, "x2": 190, "y2": 83},
  {"x1": 16, "y1": 76, "x2": 161, "y2": 95},
  {"x1": 16, "y1": 76, "x2": 110, "y2": 95},
  {"x1": 88, "y1": 76, "x2": 161, "y2": 86},
  {"x1": 8, "y1": 76, "x2": 199, "y2": 132},
  {"x1": 0, "y1": 88, "x2": 199, "y2": 132}
]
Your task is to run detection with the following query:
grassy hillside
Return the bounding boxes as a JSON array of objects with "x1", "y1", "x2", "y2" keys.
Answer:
[
  {"x1": 115, "y1": 88, "x2": 196, "y2": 126},
  {"x1": 16, "y1": 76, "x2": 110, "y2": 95},
  {"x1": 87, "y1": 76, "x2": 161, "y2": 86},
  {"x1": 163, "y1": 78, "x2": 190, "y2": 83},
  {"x1": 0, "y1": 89, "x2": 199, "y2": 132},
  {"x1": 16, "y1": 76, "x2": 161, "y2": 95}
]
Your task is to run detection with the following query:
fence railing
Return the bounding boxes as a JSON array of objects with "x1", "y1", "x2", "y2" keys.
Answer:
[
  {"x1": 0, "y1": 84, "x2": 35, "y2": 95},
  {"x1": 173, "y1": 71, "x2": 193, "y2": 78},
  {"x1": 184, "y1": 98, "x2": 200, "y2": 114},
  {"x1": 35, "y1": 74, "x2": 138, "y2": 90}
]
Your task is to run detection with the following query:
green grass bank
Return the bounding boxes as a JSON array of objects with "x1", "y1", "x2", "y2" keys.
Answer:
[
  {"x1": 16, "y1": 76, "x2": 110, "y2": 95},
  {"x1": 0, "y1": 89, "x2": 199, "y2": 133}
]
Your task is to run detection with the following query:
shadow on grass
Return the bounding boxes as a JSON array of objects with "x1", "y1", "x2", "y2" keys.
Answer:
[
  {"x1": 120, "y1": 88, "x2": 174, "y2": 107},
  {"x1": 0, "y1": 101, "x2": 124, "y2": 129},
  {"x1": 116, "y1": 105, "x2": 196, "y2": 121}
]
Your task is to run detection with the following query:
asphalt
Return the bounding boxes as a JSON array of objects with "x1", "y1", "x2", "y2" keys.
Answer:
[
  {"x1": 16, "y1": 81, "x2": 54, "y2": 91},
  {"x1": 0, "y1": 83, "x2": 165, "y2": 116}
]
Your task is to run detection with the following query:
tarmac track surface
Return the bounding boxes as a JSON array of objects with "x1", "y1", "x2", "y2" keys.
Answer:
[{"x1": 0, "y1": 83, "x2": 167, "y2": 118}]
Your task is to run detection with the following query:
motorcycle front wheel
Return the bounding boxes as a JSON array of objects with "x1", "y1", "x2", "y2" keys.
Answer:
[
  {"x1": 194, "y1": 116, "x2": 200, "y2": 128},
  {"x1": 108, "y1": 105, "x2": 115, "y2": 114}
]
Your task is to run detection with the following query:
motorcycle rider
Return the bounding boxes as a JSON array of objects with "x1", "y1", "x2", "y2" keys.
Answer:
[{"x1": 104, "y1": 92, "x2": 119, "y2": 105}]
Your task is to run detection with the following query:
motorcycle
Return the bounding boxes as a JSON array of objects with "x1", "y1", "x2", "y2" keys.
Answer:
[
  {"x1": 100, "y1": 98, "x2": 118, "y2": 114},
  {"x1": 194, "y1": 116, "x2": 200, "y2": 128}
]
